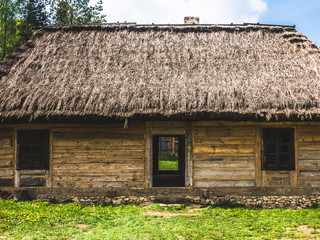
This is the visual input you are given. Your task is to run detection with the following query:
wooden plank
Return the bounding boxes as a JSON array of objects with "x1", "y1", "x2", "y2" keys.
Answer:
[
  {"x1": 0, "y1": 169, "x2": 14, "y2": 177},
  {"x1": 194, "y1": 127, "x2": 256, "y2": 138},
  {"x1": 298, "y1": 144, "x2": 320, "y2": 151},
  {"x1": 298, "y1": 151, "x2": 320, "y2": 160},
  {"x1": 194, "y1": 180, "x2": 255, "y2": 187},
  {"x1": 52, "y1": 180, "x2": 145, "y2": 188},
  {"x1": 194, "y1": 144, "x2": 255, "y2": 155},
  {"x1": 194, "y1": 155, "x2": 255, "y2": 161},
  {"x1": 255, "y1": 127, "x2": 262, "y2": 186},
  {"x1": 0, "y1": 138, "x2": 13, "y2": 148},
  {"x1": 186, "y1": 122, "x2": 193, "y2": 187},
  {"x1": 194, "y1": 161, "x2": 255, "y2": 168},
  {"x1": 294, "y1": 127, "x2": 299, "y2": 187},
  {"x1": 299, "y1": 179, "x2": 320, "y2": 187},
  {"x1": 265, "y1": 177, "x2": 290, "y2": 186},
  {"x1": 0, "y1": 160, "x2": 12, "y2": 168},
  {"x1": 52, "y1": 164, "x2": 144, "y2": 171},
  {"x1": 194, "y1": 170, "x2": 255, "y2": 178},
  {"x1": 19, "y1": 170, "x2": 46, "y2": 175},
  {"x1": 194, "y1": 137, "x2": 255, "y2": 145},
  {"x1": 0, "y1": 178, "x2": 14, "y2": 187},
  {"x1": 300, "y1": 170, "x2": 320, "y2": 177},
  {"x1": 299, "y1": 160, "x2": 320, "y2": 168}
]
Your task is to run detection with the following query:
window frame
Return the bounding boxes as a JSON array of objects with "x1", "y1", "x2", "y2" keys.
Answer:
[
  {"x1": 261, "y1": 128, "x2": 295, "y2": 171},
  {"x1": 17, "y1": 130, "x2": 50, "y2": 170}
]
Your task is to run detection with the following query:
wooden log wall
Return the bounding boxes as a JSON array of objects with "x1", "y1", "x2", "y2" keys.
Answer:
[
  {"x1": 298, "y1": 126, "x2": 320, "y2": 187},
  {"x1": 0, "y1": 128, "x2": 14, "y2": 187},
  {"x1": 192, "y1": 123, "x2": 256, "y2": 187},
  {"x1": 51, "y1": 123, "x2": 146, "y2": 188}
]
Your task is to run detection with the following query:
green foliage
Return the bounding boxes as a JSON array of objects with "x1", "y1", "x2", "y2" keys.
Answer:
[
  {"x1": 0, "y1": 0, "x2": 23, "y2": 60},
  {"x1": 0, "y1": 0, "x2": 106, "y2": 61},
  {"x1": 158, "y1": 154, "x2": 179, "y2": 171},
  {"x1": 50, "y1": 0, "x2": 106, "y2": 25},
  {"x1": 18, "y1": 0, "x2": 48, "y2": 43},
  {"x1": 2, "y1": 200, "x2": 320, "y2": 239}
]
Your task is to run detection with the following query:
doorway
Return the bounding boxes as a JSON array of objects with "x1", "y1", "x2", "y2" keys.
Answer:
[{"x1": 152, "y1": 135, "x2": 185, "y2": 187}]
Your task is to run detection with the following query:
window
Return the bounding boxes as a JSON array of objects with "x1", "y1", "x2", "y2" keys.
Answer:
[
  {"x1": 152, "y1": 135, "x2": 185, "y2": 187},
  {"x1": 262, "y1": 128, "x2": 295, "y2": 170},
  {"x1": 17, "y1": 130, "x2": 49, "y2": 170}
]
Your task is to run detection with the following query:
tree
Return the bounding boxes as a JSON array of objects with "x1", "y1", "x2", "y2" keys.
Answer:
[
  {"x1": 0, "y1": 0, "x2": 22, "y2": 60},
  {"x1": 50, "y1": 0, "x2": 106, "y2": 25},
  {"x1": 18, "y1": 0, "x2": 49, "y2": 43}
]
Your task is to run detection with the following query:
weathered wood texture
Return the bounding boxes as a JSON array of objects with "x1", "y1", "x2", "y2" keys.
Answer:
[
  {"x1": 298, "y1": 126, "x2": 320, "y2": 187},
  {"x1": 51, "y1": 123, "x2": 146, "y2": 188},
  {"x1": 193, "y1": 124, "x2": 256, "y2": 187},
  {"x1": 0, "y1": 128, "x2": 14, "y2": 187}
]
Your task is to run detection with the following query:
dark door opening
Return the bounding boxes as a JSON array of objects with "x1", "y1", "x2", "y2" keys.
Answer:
[{"x1": 152, "y1": 135, "x2": 185, "y2": 187}]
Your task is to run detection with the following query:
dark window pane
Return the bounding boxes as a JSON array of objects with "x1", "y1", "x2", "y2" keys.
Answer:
[
  {"x1": 280, "y1": 145, "x2": 289, "y2": 153},
  {"x1": 262, "y1": 128, "x2": 294, "y2": 170},
  {"x1": 279, "y1": 154, "x2": 290, "y2": 165},
  {"x1": 20, "y1": 154, "x2": 32, "y2": 165},
  {"x1": 265, "y1": 154, "x2": 276, "y2": 165},
  {"x1": 18, "y1": 130, "x2": 49, "y2": 170},
  {"x1": 20, "y1": 145, "x2": 32, "y2": 154},
  {"x1": 33, "y1": 145, "x2": 45, "y2": 154},
  {"x1": 265, "y1": 143, "x2": 276, "y2": 153},
  {"x1": 281, "y1": 133, "x2": 290, "y2": 143},
  {"x1": 265, "y1": 131, "x2": 276, "y2": 143}
]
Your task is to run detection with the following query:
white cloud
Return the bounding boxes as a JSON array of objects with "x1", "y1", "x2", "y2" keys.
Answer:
[{"x1": 91, "y1": 0, "x2": 267, "y2": 24}]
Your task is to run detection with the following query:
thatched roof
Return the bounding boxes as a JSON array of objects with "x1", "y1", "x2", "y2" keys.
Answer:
[{"x1": 0, "y1": 24, "x2": 320, "y2": 123}]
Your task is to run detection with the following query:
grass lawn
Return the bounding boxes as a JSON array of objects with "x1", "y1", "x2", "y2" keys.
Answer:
[
  {"x1": 1, "y1": 200, "x2": 320, "y2": 239},
  {"x1": 158, "y1": 154, "x2": 179, "y2": 171}
]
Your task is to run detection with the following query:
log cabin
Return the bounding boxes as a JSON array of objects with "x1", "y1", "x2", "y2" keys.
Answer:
[{"x1": 1, "y1": 19, "x2": 320, "y2": 205}]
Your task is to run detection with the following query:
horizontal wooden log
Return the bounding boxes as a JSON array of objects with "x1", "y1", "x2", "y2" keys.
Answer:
[
  {"x1": 0, "y1": 128, "x2": 13, "y2": 137},
  {"x1": 194, "y1": 155, "x2": 255, "y2": 162},
  {"x1": 53, "y1": 162, "x2": 144, "y2": 170},
  {"x1": 0, "y1": 160, "x2": 12, "y2": 168},
  {"x1": 19, "y1": 170, "x2": 46, "y2": 175},
  {"x1": 194, "y1": 144, "x2": 255, "y2": 155},
  {"x1": 299, "y1": 170, "x2": 320, "y2": 177},
  {"x1": 194, "y1": 127, "x2": 256, "y2": 138},
  {"x1": 53, "y1": 158, "x2": 144, "y2": 165},
  {"x1": 298, "y1": 126, "x2": 320, "y2": 134},
  {"x1": 194, "y1": 170, "x2": 255, "y2": 178},
  {"x1": 299, "y1": 144, "x2": 320, "y2": 151},
  {"x1": 20, "y1": 177, "x2": 45, "y2": 187},
  {"x1": 264, "y1": 177, "x2": 290, "y2": 186},
  {"x1": 52, "y1": 181, "x2": 145, "y2": 188},
  {"x1": 53, "y1": 133, "x2": 145, "y2": 141},
  {"x1": 299, "y1": 179, "x2": 320, "y2": 187},
  {"x1": 0, "y1": 148, "x2": 14, "y2": 155},
  {"x1": 299, "y1": 160, "x2": 320, "y2": 168},
  {"x1": 194, "y1": 161, "x2": 255, "y2": 169},
  {"x1": 0, "y1": 138, "x2": 13, "y2": 149},
  {"x1": 0, "y1": 178, "x2": 14, "y2": 187},
  {"x1": 0, "y1": 169, "x2": 14, "y2": 177},
  {"x1": 194, "y1": 180, "x2": 255, "y2": 187},
  {"x1": 298, "y1": 151, "x2": 320, "y2": 160},
  {"x1": 194, "y1": 136, "x2": 255, "y2": 145}
]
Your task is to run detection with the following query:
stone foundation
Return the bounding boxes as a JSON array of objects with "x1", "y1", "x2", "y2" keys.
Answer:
[{"x1": 33, "y1": 194, "x2": 320, "y2": 209}]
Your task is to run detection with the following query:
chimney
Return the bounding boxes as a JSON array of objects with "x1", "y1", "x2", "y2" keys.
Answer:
[{"x1": 184, "y1": 16, "x2": 200, "y2": 24}]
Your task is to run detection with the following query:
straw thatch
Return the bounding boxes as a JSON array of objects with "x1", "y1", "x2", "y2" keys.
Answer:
[{"x1": 0, "y1": 24, "x2": 319, "y2": 123}]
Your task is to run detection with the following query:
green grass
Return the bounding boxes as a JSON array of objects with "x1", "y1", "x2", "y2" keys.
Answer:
[
  {"x1": 1, "y1": 199, "x2": 320, "y2": 239},
  {"x1": 158, "y1": 154, "x2": 179, "y2": 171}
]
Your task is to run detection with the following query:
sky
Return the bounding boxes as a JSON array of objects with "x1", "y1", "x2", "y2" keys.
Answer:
[{"x1": 91, "y1": 0, "x2": 320, "y2": 45}]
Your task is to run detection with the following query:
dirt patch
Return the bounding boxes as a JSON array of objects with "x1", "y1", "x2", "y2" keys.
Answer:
[
  {"x1": 75, "y1": 224, "x2": 91, "y2": 228},
  {"x1": 143, "y1": 211, "x2": 201, "y2": 218},
  {"x1": 297, "y1": 225, "x2": 320, "y2": 235}
]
